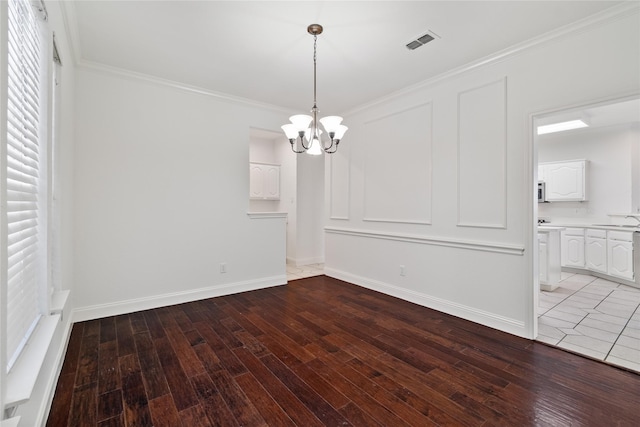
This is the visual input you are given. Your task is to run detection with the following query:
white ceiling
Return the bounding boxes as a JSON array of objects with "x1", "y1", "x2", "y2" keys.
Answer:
[
  {"x1": 536, "y1": 97, "x2": 640, "y2": 138},
  {"x1": 66, "y1": 1, "x2": 623, "y2": 114}
]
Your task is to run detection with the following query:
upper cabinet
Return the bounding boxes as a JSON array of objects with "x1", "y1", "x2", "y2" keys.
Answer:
[
  {"x1": 250, "y1": 162, "x2": 280, "y2": 200},
  {"x1": 539, "y1": 160, "x2": 588, "y2": 202}
]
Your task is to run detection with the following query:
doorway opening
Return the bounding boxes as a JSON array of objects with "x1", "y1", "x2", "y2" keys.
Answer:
[
  {"x1": 532, "y1": 94, "x2": 640, "y2": 372},
  {"x1": 248, "y1": 128, "x2": 326, "y2": 281}
]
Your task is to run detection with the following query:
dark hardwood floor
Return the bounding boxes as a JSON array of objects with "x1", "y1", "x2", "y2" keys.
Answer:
[{"x1": 46, "y1": 275, "x2": 640, "y2": 426}]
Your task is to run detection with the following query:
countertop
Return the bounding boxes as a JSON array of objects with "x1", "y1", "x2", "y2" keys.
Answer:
[
  {"x1": 538, "y1": 226, "x2": 565, "y2": 233},
  {"x1": 540, "y1": 223, "x2": 640, "y2": 232}
]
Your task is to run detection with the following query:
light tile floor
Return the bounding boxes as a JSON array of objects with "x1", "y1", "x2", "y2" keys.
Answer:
[
  {"x1": 286, "y1": 262, "x2": 324, "y2": 281},
  {"x1": 538, "y1": 272, "x2": 640, "y2": 373}
]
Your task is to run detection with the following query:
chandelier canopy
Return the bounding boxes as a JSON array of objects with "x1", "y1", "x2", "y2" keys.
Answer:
[{"x1": 281, "y1": 24, "x2": 347, "y2": 155}]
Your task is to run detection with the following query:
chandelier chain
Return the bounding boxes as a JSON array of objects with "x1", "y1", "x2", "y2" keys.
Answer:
[{"x1": 313, "y1": 34, "x2": 317, "y2": 107}]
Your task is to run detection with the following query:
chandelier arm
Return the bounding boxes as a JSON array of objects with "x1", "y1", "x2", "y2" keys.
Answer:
[
  {"x1": 288, "y1": 139, "x2": 306, "y2": 154},
  {"x1": 323, "y1": 137, "x2": 335, "y2": 151},
  {"x1": 324, "y1": 140, "x2": 340, "y2": 154},
  {"x1": 299, "y1": 135, "x2": 311, "y2": 150}
]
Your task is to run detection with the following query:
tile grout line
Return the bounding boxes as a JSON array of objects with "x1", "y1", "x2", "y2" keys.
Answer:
[
  {"x1": 603, "y1": 302, "x2": 640, "y2": 362},
  {"x1": 558, "y1": 287, "x2": 617, "y2": 356},
  {"x1": 539, "y1": 273, "x2": 593, "y2": 343},
  {"x1": 540, "y1": 276, "x2": 633, "y2": 353},
  {"x1": 539, "y1": 275, "x2": 640, "y2": 371},
  {"x1": 539, "y1": 273, "x2": 590, "y2": 315}
]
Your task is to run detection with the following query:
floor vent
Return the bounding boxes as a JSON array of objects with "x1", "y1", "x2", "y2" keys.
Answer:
[{"x1": 406, "y1": 31, "x2": 439, "y2": 50}]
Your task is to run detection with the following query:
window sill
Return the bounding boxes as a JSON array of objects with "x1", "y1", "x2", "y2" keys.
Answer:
[
  {"x1": 247, "y1": 211, "x2": 288, "y2": 219},
  {"x1": 4, "y1": 315, "x2": 61, "y2": 410},
  {"x1": 4, "y1": 290, "x2": 69, "y2": 412}
]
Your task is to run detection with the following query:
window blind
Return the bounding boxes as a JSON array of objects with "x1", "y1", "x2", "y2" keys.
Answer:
[{"x1": 5, "y1": 0, "x2": 46, "y2": 371}]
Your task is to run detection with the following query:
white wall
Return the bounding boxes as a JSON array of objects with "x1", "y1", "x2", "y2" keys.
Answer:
[
  {"x1": 539, "y1": 124, "x2": 639, "y2": 222},
  {"x1": 296, "y1": 153, "x2": 325, "y2": 265},
  {"x1": 275, "y1": 137, "x2": 298, "y2": 262},
  {"x1": 325, "y1": 7, "x2": 640, "y2": 338},
  {"x1": 73, "y1": 68, "x2": 288, "y2": 319},
  {"x1": 249, "y1": 136, "x2": 276, "y2": 163}
]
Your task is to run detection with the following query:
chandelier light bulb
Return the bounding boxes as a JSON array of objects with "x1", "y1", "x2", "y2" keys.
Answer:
[{"x1": 307, "y1": 136, "x2": 323, "y2": 155}]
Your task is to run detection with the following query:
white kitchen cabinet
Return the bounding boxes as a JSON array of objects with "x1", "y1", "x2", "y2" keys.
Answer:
[
  {"x1": 585, "y1": 229, "x2": 607, "y2": 274},
  {"x1": 539, "y1": 233, "x2": 548, "y2": 284},
  {"x1": 249, "y1": 162, "x2": 280, "y2": 200},
  {"x1": 538, "y1": 164, "x2": 546, "y2": 183},
  {"x1": 541, "y1": 160, "x2": 587, "y2": 202},
  {"x1": 607, "y1": 231, "x2": 634, "y2": 281},
  {"x1": 539, "y1": 228, "x2": 562, "y2": 291},
  {"x1": 561, "y1": 228, "x2": 585, "y2": 268},
  {"x1": 557, "y1": 227, "x2": 637, "y2": 287}
]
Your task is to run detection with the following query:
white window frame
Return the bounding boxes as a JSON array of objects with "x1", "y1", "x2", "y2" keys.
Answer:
[
  {"x1": 1, "y1": 0, "x2": 57, "y2": 417},
  {"x1": 5, "y1": 0, "x2": 49, "y2": 373}
]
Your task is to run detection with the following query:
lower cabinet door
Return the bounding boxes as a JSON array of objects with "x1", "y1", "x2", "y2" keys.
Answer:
[
  {"x1": 562, "y1": 235, "x2": 585, "y2": 268},
  {"x1": 539, "y1": 234, "x2": 548, "y2": 284},
  {"x1": 607, "y1": 239, "x2": 634, "y2": 281},
  {"x1": 586, "y1": 237, "x2": 607, "y2": 274}
]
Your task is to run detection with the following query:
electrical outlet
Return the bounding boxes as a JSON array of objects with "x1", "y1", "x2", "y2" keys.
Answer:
[
  {"x1": 220, "y1": 263, "x2": 227, "y2": 273},
  {"x1": 400, "y1": 265, "x2": 406, "y2": 276}
]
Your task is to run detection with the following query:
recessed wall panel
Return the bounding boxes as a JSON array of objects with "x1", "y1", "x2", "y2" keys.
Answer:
[
  {"x1": 329, "y1": 148, "x2": 350, "y2": 220},
  {"x1": 363, "y1": 102, "x2": 432, "y2": 224},
  {"x1": 457, "y1": 78, "x2": 507, "y2": 228}
]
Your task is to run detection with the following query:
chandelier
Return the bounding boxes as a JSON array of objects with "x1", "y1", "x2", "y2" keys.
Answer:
[{"x1": 281, "y1": 24, "x2": 347, "y2": 155}]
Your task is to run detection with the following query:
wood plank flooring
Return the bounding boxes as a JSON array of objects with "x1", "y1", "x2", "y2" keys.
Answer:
[{"x1": 46, "y1": 275, "x2": 640, "y2": 426}]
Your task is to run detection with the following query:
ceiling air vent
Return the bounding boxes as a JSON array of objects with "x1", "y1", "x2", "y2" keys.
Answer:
[{"x1": 406, "y1": 30, "x2": 439, "y2": 50}]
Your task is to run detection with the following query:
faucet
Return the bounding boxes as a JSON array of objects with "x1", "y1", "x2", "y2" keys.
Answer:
[{"x1": 625, "y1": 215, "x2": 640, "y2": 225}]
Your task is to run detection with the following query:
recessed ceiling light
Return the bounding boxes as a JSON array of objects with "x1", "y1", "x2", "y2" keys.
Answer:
[{"x1": 537, "y1": 119, "x2": 589, "y2": 135}]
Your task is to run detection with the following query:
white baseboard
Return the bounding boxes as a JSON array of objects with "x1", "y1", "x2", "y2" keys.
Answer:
[
  {"x1": 71, "y1": 275, "x2": 287, "y2": 323},
  {"x1": 324, "y1": 267, "x2": 527, "y2": 338}
]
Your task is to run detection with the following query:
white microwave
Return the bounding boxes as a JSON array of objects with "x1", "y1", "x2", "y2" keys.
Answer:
[{"x1": 538, "y1": 181, "x2": 546, "y2": 203}]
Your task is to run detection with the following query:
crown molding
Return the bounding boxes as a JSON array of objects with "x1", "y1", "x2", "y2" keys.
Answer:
[
  {"x1": 58, "y1": 0, "x2": 81, "y2": 66},
  {"x1": 60, "y1": 1, "x2": 638, "y2": 117},
  {"x1": 77, "y1": 59, "x2": 293, "y2": 113},
  {"x1": 59, "y1": 0, "x2": 293, "y2": 114},
  {"x1": 344, "y1": 1, "x2": 640, "y2": 117}
]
